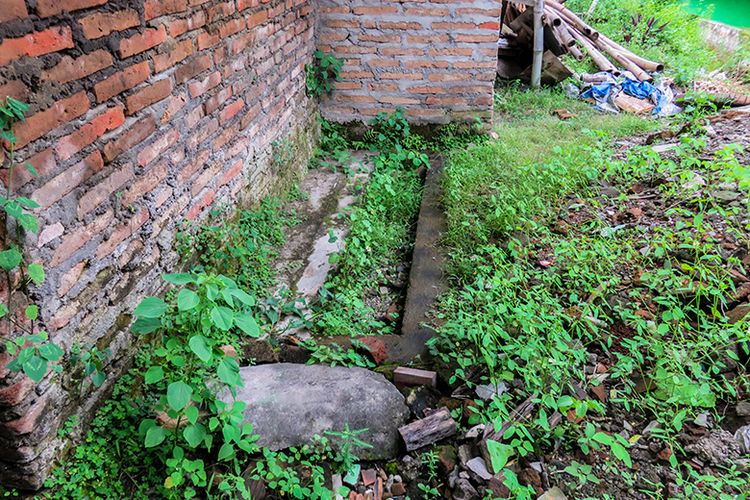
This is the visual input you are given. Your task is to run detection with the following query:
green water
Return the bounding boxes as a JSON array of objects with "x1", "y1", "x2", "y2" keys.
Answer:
[{"x1": 686, "y1": 0, "x2": 750, "y2": 28}]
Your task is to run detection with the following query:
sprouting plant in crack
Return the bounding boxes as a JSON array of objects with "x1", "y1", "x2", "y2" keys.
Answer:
[{"x1": 0, "y1": 97, "x2": 64, "y2": 382}]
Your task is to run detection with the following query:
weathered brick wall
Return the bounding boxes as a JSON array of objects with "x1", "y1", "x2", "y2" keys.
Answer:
[
  {"x1": 317, "y1": 0, "x2": 501, "y2": 124},
  {"x1": 0, "y1": 0, "x2": 317, "y2": 489}
]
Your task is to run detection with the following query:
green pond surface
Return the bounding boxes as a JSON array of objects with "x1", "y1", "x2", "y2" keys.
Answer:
[{"x1": 686, "y1": 0, "x2": 750, "y2": 28}]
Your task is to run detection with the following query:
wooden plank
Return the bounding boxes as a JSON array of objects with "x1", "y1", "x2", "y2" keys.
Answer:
[{"x1": 399, "y1": 407, "x2": 457, "y2": 451}]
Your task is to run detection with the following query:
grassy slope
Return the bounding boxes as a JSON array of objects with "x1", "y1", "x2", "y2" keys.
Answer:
[{"x1": 433, "y1": 87, "x2": 750, "y2": 497}]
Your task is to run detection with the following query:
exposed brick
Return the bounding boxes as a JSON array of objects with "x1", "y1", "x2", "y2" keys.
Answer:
[
  {"x1": 103, "y1": 116, "x2": 156, "y2": 163},
  {"x1": 0, "y1": 80, "x2": 29, "y2": 101},
  {"x1": 237, "y1": 0, "x2": 259, "y2": 11},
  {"x1": 119, "y1": 25, "x2": 168, "y2": 58},
  {"x1": 58, "y1": 262, "x2": 86, "y2": 297},
  {"x1": 219, "y1": 99, "x2": 244, "y2": 124},
  {"x1": 188, "y1": 71, "x2": 221, "y2": 98},
  {"x1": 0, "y1": 378, "x2": 34, "y2": 407},
  {"x1": 95, "y1": 209, "x2": 150, "y2": 258},
  {"x1": 76, "y1": 163, "x2": 135, "y2": 217},
  {"x1": 94, "y1": 62, "x2": 150, "y2": 103},
  {"x1": 0, "y1": 27, "x2": 75, "y2": 66},
  {"x1": 1, "y1": 399, "x2": 47, "y2": 436},
  {"x1": 137, "y1": 129, "x2": 179, "y2": 167},
  {"x1": 36, "y1": 0, "x2": 107, "y2": 17},
  {"x1": 56, "y1": 106, "x2": 125, "y2": 161},
  {"x1": 0, "y1": 148, "x2": 55, "y2": 189},
  {"x1": 125, "y1": 79, "x2": 173, "y2": 114},
  {"x1": 42, "y1": 50, "x2": 113, "y2": 84},
  {"x1": 161, "y1": 93, "x2": 188, "y2": 123},
  {"x1": 14, "y1": 92, "x2": 89, "y2": 149},
  {"x1": 174, "y1": 54, "x2": 212, "y2": 84},
  {"x1": 121, "y1": 160, "x2": 169, "y2": 207},
  {"x1": 0, "y1": 0, "x2": 28, "y2": 23},
  {"x1": 218, "y1": 160, "x2": 243, "y2": 187},
  {"x1": 79, "y1": 10, "x2": 140, "y2": 40},
  {"x1": 38, "y1": 221, "x2": 64, "y2": 248},
  {"x1": 145, "y1": 0, "x2": 189, "y2": 20},
  {"x1": 32, "y1": 150, "x2": 104, "y2": 209},
  {"x1": 153, "y1": 39, "x2": 194, "y2": 73},
  {"x1": 51, "y1": 209, "x2": 114, "y2": 267}
]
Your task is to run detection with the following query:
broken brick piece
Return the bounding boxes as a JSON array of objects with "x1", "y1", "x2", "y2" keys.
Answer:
[{"x1": 393, "y1": 367, "x2": 437, "y2": 388}]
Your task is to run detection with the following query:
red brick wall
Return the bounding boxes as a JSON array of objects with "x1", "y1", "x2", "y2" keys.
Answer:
[
  {"x1": 317, "y1": 0, "x2": 501, "y2": 124},
  {"x1": 0, "y1": 0, "x2": 317, "y2": 489}
]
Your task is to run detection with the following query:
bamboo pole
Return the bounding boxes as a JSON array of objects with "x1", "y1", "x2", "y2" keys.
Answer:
[
  {"x1": 552, "y1": 24, "x2": 576, "y2": 47},
  {"x1": 570, "y1": 27, "x2": 619, "y2": 75},
  {"x1": 568, "y1": 43, "x2": 584, "y2": 61},
  {"x1": 546, "y1": 0, "x2": 599, "y2": 40},
  {"x1": 531, "y1": 0, "x2": 545, "y2": 88},
  {"x1": 592, "y1": 36, "x2": 652, "y2": 81},
  {"x1": 598, "y1": 34, "x2": 664, "y2": 72}
]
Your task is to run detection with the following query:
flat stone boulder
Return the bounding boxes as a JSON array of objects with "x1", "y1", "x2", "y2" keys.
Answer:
[{"x1": 226, "y1": 363, "x2": 409, "y2": 459}]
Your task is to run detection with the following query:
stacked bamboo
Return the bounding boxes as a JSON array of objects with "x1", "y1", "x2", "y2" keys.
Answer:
[{"x1": 503, "y1": 0, "x2": 664, "y2": 81}]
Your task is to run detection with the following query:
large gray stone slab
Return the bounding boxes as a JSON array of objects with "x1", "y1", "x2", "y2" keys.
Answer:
[{"x1": 226, "y1": 363, "x2": 409, "y2": 459}]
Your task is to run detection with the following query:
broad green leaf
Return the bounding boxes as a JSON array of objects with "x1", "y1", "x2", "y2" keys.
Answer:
[
  {"x1": 183, "y1": 423, "x2": 206, "y2": 448},
  {"x1": 230, "y1": 289, "x2": 255, "y2": 307},
  {"x1": 145, "y1": 425, "x2": 166, "y2": 448},
  {"x1": 0, "y1": 303, "x2": 8, "y2": 318},
  {"x1": 0, "y1": 248, "x2": 22, "y2": 271},
  {"x1": 38, "y1": 342, "x2": 63, "y2": 361},
  {"x1": 188, "y1": 335, "x2": 212, "y2": 363},
  {"x1": 235, "y1": 313, "x2": 260, "y2": 338},
  {"x1": 217, "y1": 357, "x2": 240, "y2": 387},
  {"x1": 27, "y1": 264, "x2": 44, "y2": 285},
  {"x1": 210, "y1": 306, "x2": 233, "y2": 331},
  {"x1": 145, "y1": 366, "x2": 164, "y2": 384},
  {"x1": 162, "y1": 273, "x2": 196, "y2": 285},
  {"x1": 24, "y1": 305, "x2": 38, "y2": 321},
  {"x1": 18, "y1": 213, "x2": 39, "y2": 234},
  {"x1": 486, "y1": 439, "x2": 513, "y2": 473},
  {"x1": 15, "y1": 197, "x2": 40, "y2": 209},
  {"x1": 22, "y1": 355, "x2": 47, "y2": 382},
  {"x1": 185, "y1": 405, "x2": 199, "y2": 425},
  {"x1": 132, "y1": 317, "x2": 161, "y2": 334},
  {"x1": 610, "y1": 442, "x2": 632, "y2": 467},
  {"x1": 91, "y1": 371, "x2": 106, "y2": 387},
  {"x1": 134, "y1": 297, "x2": 167, "y2": 318},
  {"x1": 167, "y1": 381, "x2": 193, "y2": 411},
  {"x1": 177, "y1": 289, "x2": 200, "y2": 311},
  {"x1": 217, "y1": 443, "x2": 234, "y2": 461}
]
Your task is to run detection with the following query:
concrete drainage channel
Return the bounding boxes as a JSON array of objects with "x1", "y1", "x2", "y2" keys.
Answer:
[{"x1": 233, "y1": 154, "x2": 458, "y2": 499}]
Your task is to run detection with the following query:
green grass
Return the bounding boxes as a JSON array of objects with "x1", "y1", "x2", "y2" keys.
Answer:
[{"x1": 433, "y1": 87, "x2": 750, "y2": 497}]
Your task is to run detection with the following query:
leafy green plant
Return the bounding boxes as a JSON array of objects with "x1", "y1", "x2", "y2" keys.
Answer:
[
  {"x1": 131, "y1": 272, "x2": 262, "y2": 497},
  {"x1": 0, "y1": 97, "x2": 63, "y2": 383},
  {"x1": 416, "y1": 449, "x2": 441, "y2": 499},
  {"x1": 305, "y1": 50, "x2": 343, "y2": 98},
  {"x1": 69, "y1": 344, "x2": 110, "y2": 389},
  {"x1": 324, "y1": 424, "x2": 373, "y2": 473}
]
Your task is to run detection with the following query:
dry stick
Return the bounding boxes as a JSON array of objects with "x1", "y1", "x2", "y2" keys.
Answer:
[
  {"x1": 570, "y1": 27, "x2": 619, "y2": 75},
  {"x1": 546, "y1": 0, "x2": 599, "y2": 40},
  {"x1": 593, "y1": 36, "x2": 652, "y2": 81},
  {"x1": 598, "y1": 34, "x2": 664, "y2": 72}
]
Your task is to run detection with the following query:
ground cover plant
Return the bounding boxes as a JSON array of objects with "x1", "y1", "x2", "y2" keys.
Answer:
[
  {"x1": 310, "y1": 111, "x2": 426, "y2": 339},
  {"x1": 431, "y1": 86, "x2": 750, "y2": 497}
]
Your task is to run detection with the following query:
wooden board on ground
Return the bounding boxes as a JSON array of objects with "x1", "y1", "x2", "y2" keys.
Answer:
[{"x1": 614, "y1": 92, "x2": 655, "y2": 114}]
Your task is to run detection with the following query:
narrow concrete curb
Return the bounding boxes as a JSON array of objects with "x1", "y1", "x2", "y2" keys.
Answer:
[{"x1": 386, "y1": 156, "x2": 447, "y2": 363}]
